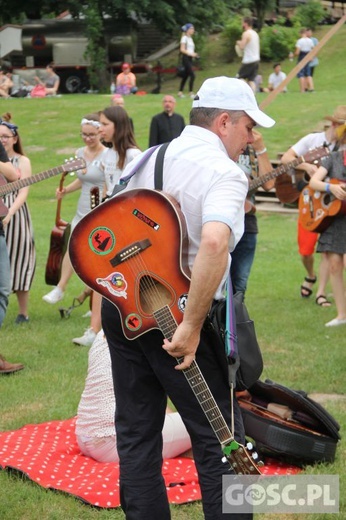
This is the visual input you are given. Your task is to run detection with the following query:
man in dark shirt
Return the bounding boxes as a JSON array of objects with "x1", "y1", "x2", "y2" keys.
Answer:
[{"x1": 148, "y1": 95, "x2": 185, "y2": 146}]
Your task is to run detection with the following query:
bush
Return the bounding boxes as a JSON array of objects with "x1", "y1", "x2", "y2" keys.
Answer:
[
  {"x1": 260, "y1": 24, "x2": 299, "y2": 62},
  {"x1": 293, "y1": 0, "x2": 325, "y2": 30},
  {"x1": 221, "y1": 15, "x2": 243, "y2": 62}
]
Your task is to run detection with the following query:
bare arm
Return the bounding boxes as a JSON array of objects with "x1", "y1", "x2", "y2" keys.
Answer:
[
  {"x1": 281, "y1": 147, "x2": 318, "y2": 177},
  {"x1": 310, "y1": 165, "x2": 346, "y2": 200},
  {"x1": 2, "y1": 156, "x2": 31, "y2": 226},
  {"x1": 162, "y1": 220, "x2": 231, "y2": 370},
  {"x1": 0, "y1": 159, "x2": 17, "y2": 182},
  {"x1": 56, "y1": 178, "x2": 82, "y2": 199},
  {"x1": 251, "y1": 130, "x2": 274, "y2": 191},
  {"x1": 237, "y1": 31, "x2": 250, "y2": 50}
]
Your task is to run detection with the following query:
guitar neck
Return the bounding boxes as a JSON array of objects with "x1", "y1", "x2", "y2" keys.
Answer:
[
  {"x1": 0, "y1": 165, "x2": 65, "y2": 197},
  {"x1": 153, "y1": 305, "x2": 233, "y2": 446},
  {"x1": 154, "y1": 304, "x2": 261, "y2": 474},
  {"x1": 248, "y1": 156, "x2": 305, "y2": 196}
]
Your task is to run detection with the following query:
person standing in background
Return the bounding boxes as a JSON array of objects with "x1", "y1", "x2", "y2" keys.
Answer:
[
  {"x1": 280, "y1": 106, "x2": 346, "y2": 306},
  {"x1": 236, "y1": 17, "x2": 260, "y2": 93},
  {"x1": 294, "y1": 28, "x2": 314, "y2": 93},
  {"x1": 1, "y1": 114, "x2": 36, "y2": 325},
  {"x1": 306, "y1": 28, "x2": 319, "y2": 91},
  {"x1": 0, "y1": 140, "x2": 25, "y2": 373},
  {"x1": 231, "y1": 130, "x2": 275, "y2": 294},
  {"x1": 178, "y1": 23, "x2": 199, "y2": 99},
  {"x1": 149, "y1": 95, "x2": 185, "y2": 146},
  {"x1": 309, "y1": 150, "x2": 346, "y2": 327},
  {"x1": 43, "y1": 114, "x2": 107, "y2": 347}
]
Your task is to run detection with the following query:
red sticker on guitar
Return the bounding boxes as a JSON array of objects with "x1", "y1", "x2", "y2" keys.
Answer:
[
  {"x1": 125, "y1": 313, "x2": 142, "y2": 332},
  {"x1": 89, "y1": 227, "x2": 115, "y2": 255}
]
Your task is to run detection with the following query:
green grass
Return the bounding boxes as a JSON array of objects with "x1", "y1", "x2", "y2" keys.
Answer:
[{"x1": 0, "y1": 24, "x2": 345, "y2": 519}]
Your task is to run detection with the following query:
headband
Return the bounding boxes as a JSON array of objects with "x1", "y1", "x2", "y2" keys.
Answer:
[
  {"x1": 81, "y1": 118, "x2": 101, "y2": 128},
  {"x1": 0, "y1": 120, "x2": 18, "y2": 135}
]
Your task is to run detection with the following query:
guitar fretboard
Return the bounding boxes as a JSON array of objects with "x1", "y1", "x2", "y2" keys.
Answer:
[
  {"x1": 0, "y1": 166, "x2": 64, "y2": 197},
  {"x1": 153, "y1": 304, "x2": 233, "y2": 446}
]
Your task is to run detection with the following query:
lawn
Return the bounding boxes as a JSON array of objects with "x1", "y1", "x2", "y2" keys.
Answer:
[{"x1": 0, "y1": 23, "x2": 345, "y2": 519}]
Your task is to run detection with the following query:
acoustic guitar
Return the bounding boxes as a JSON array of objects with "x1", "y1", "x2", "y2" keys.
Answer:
[
  {"x1": 0, "y1": 158, "x2": 85, "y2": 218},
  {"x1": 298, "y1": 179, "x2": 346, "y2": 233},
  {"x1": 45, "y1": 173, "x2": 71, "y2": 286},
  {"x1": 274, "y1": 146, "x2": 329, "y2": 204},
  {"x1": 69, "y1": 188, "x2": 262, "y2": 475}
]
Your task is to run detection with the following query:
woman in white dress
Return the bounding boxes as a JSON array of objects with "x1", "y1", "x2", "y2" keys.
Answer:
[{"x1": 43, "y1": 114, "x2": 107, "y2": 313}]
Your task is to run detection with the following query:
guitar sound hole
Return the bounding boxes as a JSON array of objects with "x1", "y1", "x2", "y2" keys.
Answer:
[{"x1": 139, "y1": 275, "x2": 172, "y2": 314}]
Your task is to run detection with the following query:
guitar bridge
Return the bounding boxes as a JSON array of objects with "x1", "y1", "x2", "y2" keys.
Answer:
[{"x1": 110, "y1": 239, "x2": 151, "y2": 267}]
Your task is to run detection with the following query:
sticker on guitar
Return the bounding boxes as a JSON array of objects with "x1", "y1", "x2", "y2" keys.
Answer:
[{"x1": 96, "y1": 272, "x2": 128, "y2": 298}]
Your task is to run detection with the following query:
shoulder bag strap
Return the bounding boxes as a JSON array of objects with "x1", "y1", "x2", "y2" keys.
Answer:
[{"x1": 111, "y1": 145, "x2": 160, "y2": 197}]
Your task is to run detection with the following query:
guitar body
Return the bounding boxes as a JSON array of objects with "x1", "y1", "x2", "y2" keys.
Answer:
[
  {"x1": 298, "y1": 179, "x2": 346, "y2": 232},
  {"x1": 70, "y1": 187, "x2": 262, "y2": 474},
  {"x1": 45, "y1": 220, "x2": 71, "y2": 285},
  {"x1": 275, "y1": 171, "x2": 308, "y2": 203},
  {"x1": 69, "y1": 188, "x2": 191, "y2": 340}
]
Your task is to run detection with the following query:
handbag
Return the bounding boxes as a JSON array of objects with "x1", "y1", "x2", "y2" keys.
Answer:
[
  {"x1": 207, "y1": 289, "x2": 263, "y2": 391},
  {"x1": 176, "y1": 63, "x2": 185, "y2": 78},
  {"x1": 238, "y1": 379, "x2": 341, "y2": 466},
  {"x1": 30, "y1": 84, "x2": 46, "y2": 98}
]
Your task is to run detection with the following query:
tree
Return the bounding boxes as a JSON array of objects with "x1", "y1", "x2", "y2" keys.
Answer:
[{"x1": 1, "y1": 0, "x2": 230, "y2": 90}]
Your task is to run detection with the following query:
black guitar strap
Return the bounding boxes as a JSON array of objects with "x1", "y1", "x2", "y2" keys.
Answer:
[{"x1": 154, "y1": 142, "x2": 170, "y2": 190}]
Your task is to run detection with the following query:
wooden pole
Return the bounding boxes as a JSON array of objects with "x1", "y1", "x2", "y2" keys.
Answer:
[{"x1": 259, "y1": 15, "x2": 346, "y2": 110}]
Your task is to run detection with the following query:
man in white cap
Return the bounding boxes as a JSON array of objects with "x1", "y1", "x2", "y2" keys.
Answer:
[{"x1": 101, "y1": 77, "x2": 275, "y2": 519}]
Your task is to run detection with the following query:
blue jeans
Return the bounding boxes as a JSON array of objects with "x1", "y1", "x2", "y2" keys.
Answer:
[
  {"x1": 0, "y1": 234, "x2": 11, "y2": 327},
  {"x1": 231, "y1": 232, "x2": 257, "y2": 294}
]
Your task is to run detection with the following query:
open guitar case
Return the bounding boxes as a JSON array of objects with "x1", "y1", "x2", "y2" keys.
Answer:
[{"x1": 238, "y1": 379, "x2": 341, "y2": 467}]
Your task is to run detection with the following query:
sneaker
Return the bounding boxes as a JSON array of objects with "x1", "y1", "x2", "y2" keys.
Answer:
[
  {"x1": 177, "y1": 92, "x2": 185, "y2": 98},
  {"x1": 72, "y1": 328, "x2": 97, "y2": 347},
  {"x1": 15, "y1": 314, "x2": 29, "y2": 324},
  {"x1": 42, "y1": 286, "x2": 64, "y2": 304},
  {"x1": 189, "y1": 92, "x2": 195, "y2": 99},
  {"x1": 82, "y1": 310, "x2": 92, "y2": 318},
  {"x1": 325, "y1": 318, "x2": 346, "y2": 327}
]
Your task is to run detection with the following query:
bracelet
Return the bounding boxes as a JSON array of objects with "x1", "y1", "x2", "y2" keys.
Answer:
[
  {"x1": 325, "y1": 183, "x2": 331, "y2": 193},
  {"x1": 256, "y1": 148, "x2": 267, "y2": 156}
]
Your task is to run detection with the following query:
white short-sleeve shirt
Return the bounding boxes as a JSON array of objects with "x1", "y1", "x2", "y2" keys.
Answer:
[{"x1": 122, "y1": 125, "x2": 248, "y2": 299}]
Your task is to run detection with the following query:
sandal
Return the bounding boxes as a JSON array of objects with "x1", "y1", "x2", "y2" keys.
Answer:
[
  {"x1": 300, "y1": 276, "x2": 317, "y2": 298},
  {"x1": 316, "y1": 295, "x2": 332, "y2": 307}
]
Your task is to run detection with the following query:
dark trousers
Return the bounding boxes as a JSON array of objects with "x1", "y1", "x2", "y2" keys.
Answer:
[
  {"x1": 102, "y1": 299, "x2": 252, "y2": 519},
  {"x1": 179, "y1": 55, "x2": 195, "y2": 93}
]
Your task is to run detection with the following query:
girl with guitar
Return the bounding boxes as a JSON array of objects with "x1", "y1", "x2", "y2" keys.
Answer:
[
  {"x1": 43, "y1": 114, "x2": 107, "y2": 345},
  {"x1": 309, "y1": 150, "x2": 346, "y2": 327},
  {"x1": 72, "y1": 106, "x2": 141, "y2": 347},
  {"x1": 1, "y1": 113, "x2": 36, "y2": 324},
  {"x1": 280, "y1": 106, "x2": 346, "y2": 307}
]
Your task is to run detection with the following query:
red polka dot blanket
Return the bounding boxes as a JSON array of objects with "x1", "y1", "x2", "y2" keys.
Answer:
[{"x1": 0, "y1": 417, "x2": 300, "y2": 508}]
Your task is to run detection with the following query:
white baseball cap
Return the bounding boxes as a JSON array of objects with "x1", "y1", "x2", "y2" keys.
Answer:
[{"x1": 192, "y1": 76, "x2": 275, "y2": 128}]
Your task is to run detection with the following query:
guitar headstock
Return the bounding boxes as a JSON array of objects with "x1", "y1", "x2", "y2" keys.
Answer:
[
  {"x1": 304, "y1": 146, "x2": 330, "y2": 165},
  {"x1": 90, "y1": 186, "x2": 100, "y2": 209},
  {"x1": 222, "y1": 440, "x2": 263, "y2": 475},
  {"x1": 63, "y1": 157, "x2": 86, "y2": 174}
]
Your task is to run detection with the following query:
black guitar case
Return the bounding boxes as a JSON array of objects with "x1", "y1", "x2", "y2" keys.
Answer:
[{"x1": 238, "y1": 379, "x2": 341, "y2": 467}]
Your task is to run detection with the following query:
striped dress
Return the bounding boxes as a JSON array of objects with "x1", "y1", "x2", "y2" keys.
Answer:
[{"x1": 4, "y1": 156, "x2": 36, "y2": 292}]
